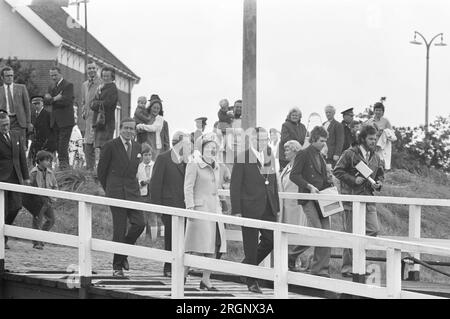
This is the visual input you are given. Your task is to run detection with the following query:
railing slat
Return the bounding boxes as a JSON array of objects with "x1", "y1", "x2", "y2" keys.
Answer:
[
  {"x1": 171, "y1": 216, "x2": 185, "y2": 299},
  {"x1": 0, "y1": 190, "x2": 5, "y2": 272},
  {"x1": 408, "y1": 205, "x2": 422, "y2": 277},
  {"x1": 352, "y1": 202, "x2": 367, "y2": 278},
  {"x1": 78, "y1": 202, "x2": 92, "y2": 279},
  {"x1": 386, "y1": 248, "x2": 402, "y2": 298},
  {"x1": 273, "y1": 231, "x2": 289, "y2": 298}
]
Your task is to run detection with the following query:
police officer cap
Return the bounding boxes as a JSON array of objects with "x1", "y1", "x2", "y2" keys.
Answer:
[{"x1": 341, "y1": 108, "x2": 354, "y2": 116}]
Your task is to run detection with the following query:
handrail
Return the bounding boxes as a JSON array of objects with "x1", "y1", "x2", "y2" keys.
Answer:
[
  {"x1": 0, "y1": 182, "x2": 449, "y2": 255},
  {"x1": 218, "y1": 189, "x2": 450, "y2": 207},
  {"x1": 1, "y1": 182, "x2": 450, "y2": 299}
]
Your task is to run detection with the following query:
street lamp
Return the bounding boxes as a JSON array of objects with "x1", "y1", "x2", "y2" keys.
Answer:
[{"x1": 410, "y1": 31, "x2": 447, "y2": 135}]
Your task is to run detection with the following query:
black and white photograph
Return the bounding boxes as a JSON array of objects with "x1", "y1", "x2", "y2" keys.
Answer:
[{"x1": 1, "y1": 0, "x2": 450, "y2": 308}]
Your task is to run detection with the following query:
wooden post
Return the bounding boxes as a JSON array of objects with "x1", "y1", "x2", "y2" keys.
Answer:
[
  {"x1": 171, "y1": 215, "x2": 185, "y2": 299},
  {"x1": 273, "y1": 230, "x2": 289, "y2": 298},
  {"x1": 78, "y1": 201, "x2": 92, "y2": 299},
  {"x1": 386, "y1": 248, "x2": 402, "y2": 298},
  {"x1": 408, "y1": 205, "x2": 421, "y2": 280},
  {"x1": 242, "y1": 0, "x2": 257, "y2": 130},
  {"x1": 352, "y1": 202, "x2": 367, "y2": 283}
]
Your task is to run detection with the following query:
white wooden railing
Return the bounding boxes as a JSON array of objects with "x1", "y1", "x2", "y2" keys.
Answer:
[
  {"x1": 219, "y1": 190, "x2": 450, "y2": 278},
  {"x1": 1, "y1": 182, "x2": 450, "y2": 299}
]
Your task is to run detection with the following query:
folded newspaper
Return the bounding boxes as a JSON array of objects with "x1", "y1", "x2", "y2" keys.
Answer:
[{"x1": 318, "y1": 186, "x2": 344, "y2": 218}]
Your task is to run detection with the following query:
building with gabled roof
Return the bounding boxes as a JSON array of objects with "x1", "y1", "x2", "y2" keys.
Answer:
[{"x1": 0, "y1": 0, "x2": 140, "y2": 133}]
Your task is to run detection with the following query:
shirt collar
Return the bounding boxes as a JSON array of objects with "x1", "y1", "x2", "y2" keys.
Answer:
[
  {"x1": 359, "y1": 145, "x2": 370, "y2": 159},
  {"x1": 4, "y1": 83, "x2": 13, "y2": 89},
  {"x1": 57, "y1": 78, "x2": 64, "y2": 86},
  {"x1": 119, "y1": 135, "x2": 131, "y2": 147},
  {"x1": 250, "y1": 146, "x2": 264, "y2": 163},
  {"x1": 171, "y1": 148, "x2": 181, "y2": 163}
]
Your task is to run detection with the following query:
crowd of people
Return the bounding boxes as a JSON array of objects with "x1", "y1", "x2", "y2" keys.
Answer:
[{"x1": 0, "y1": 62, "x2": 398, "y2": 294}]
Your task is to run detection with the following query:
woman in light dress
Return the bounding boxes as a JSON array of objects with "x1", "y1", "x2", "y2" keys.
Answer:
[{"x1": 184, "y1": 133, "x2": 230, "y2": 291}]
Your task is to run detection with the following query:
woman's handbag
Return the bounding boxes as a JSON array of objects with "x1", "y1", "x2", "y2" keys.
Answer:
[{"x1": 95, "y1": 103, "x2": 106, "y2": 129}]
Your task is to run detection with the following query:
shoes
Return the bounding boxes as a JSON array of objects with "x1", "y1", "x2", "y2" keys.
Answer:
[
  {"x1": 289, "y1": 265, "x2": 308, "y2": 273},
  {"x1": 313, "y1": 273, "x2": 331, "y2": 278},
  {"x1": 247, "y1": 281, "x2": 263, "y2": 294},
  {"x1": 342, "y1": 272, "x2": 353, "y2": 278},
  {"x1": 33, "y1": 243, "x2": 44, "y2": 250},
  {"x1": 239, "y1": 276, "x2": 247, "y2": 284},
  {"x1": 122, "y1": 258, "x2": 129, "y2": 271},
  {"x1": 200, "y1": 281, "x2": 218, "y2": 291},
  {"x1": 113, "y1": 269, "x2": 125, "y2": 278}
]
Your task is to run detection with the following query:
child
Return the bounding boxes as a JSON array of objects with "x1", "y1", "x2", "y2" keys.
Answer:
[
  {"x1": 134, "y1": 96, "x2": 150, "y2": 144},
  {"x1": 136, "y1": 143, "x2": 158, "y2": 239},
  {"x1": 217, "y1": 99, "x2": 235, "y2": 136},
  {"x1": 28, "y1": 151, "x2": 58, "y2": 250}
]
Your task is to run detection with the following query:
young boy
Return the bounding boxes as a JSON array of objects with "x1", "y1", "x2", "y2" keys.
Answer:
[
  {"x1": 27, "y1": 151, "x2": 58, "y2": 250},
  {"x1": 136, "y1": 143, "x2": 159, "y2": 239},
  {"x1": 134, "y1": 96, "x2": 151, "y2": 144}
]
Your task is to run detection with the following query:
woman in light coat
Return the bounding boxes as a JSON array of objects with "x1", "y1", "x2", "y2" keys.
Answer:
[
  {"x1": 279, "y1": 140, "x2": 309, "y2": 271},
  {"x1": 184, "y1": 133, "x2": 230, "y2": 291}
]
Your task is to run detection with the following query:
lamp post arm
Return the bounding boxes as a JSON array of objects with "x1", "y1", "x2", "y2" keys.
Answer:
[
  {"x1": 414, "y1": 31, "x2": 429, "y2": 47},
  {"x1": 429, "y1": 33, "x2": 444, "y2": 46}
]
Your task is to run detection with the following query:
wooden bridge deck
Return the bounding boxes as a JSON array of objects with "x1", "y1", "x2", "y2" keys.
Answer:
[{"x1": 1, "y1": 271, "x2": 322, "y2": 299}]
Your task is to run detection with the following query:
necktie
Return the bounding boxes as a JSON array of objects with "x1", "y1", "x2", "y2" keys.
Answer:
[
  {"x1": 6, "y1": 84, "x2": 14, "y2": 114},
  {"x1": 126, "y1": 141, "x2": 132, "y2": 160},
  {"x1": 4, "y1": 133, "x2": 11, "y2": 145}
]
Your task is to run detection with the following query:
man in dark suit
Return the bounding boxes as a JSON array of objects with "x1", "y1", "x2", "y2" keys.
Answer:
[
  {"x1": 97, "y1": 118, "x2": 145, "y2": 277},
  {"x1": 0, "y1": 112, "x2": 30, "y2": 249},
  {"x1": 0, "y1": 67, "x2": 32, "y2": 151},
  {"x1": 290, "y1": 126, "x2": 332, "y2": 277},
  {"x1": 230, "y1": 127, "x2": 280, "y2": 294},
  {"x1": 150, "y1": 131, "x2": 192, "y2": 277},
  {"x1": 323, "y1": 105, "x2": 345, "y2": 167},
  {"x1": 28, "y1": 96, "x2": 53, "y2": 165},
  {"x1": 45, "y1": 67, "x2": 74, "y2": 170}
]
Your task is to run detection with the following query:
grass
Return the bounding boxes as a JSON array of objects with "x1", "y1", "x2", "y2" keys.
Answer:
[{"x1": 12, "y1": 167, "x2": 450, "y2": 283}]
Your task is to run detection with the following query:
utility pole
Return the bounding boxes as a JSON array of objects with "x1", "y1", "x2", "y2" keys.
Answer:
[{"x1": 242, "y1": 0, "x2": 257, "y2": 130}]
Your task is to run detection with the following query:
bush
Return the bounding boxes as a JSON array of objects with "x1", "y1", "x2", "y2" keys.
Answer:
[{"x1": 392, "y1": 116, "x2": 450, "y2": 174}]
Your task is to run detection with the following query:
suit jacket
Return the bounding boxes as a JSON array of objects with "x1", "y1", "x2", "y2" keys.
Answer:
[
  {"x1": 0, "y1": 131, "x2": 29, "y2": 184},
  {"x1": 230, "y1": 149, "x2": 280, "y2": 218},
  {"x1": 324, "y1": 119, "x2": 345, "y2": 159},
  {"x1": 290, "y1": 145, "x2": 331, "y2": 205},
  {"x1": 31, "y1": 109, "x2": 52, "y2": 148},
  {"x1": 0, "y1": 84, "x2": 31, "y2": 129},
  {"x1": 48, "y1": 79, "x2": 75, "y2": 128},
  {"x1": 97, "y1": 137, "x2": 142, "y2": 201},
  {"x1": 149, "y1": 149, "x2": 186, "y2": 209}
]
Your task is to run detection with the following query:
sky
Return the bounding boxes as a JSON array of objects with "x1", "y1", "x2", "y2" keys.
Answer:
[{"x1": 29, "y1": 0, "x2": 450, "y2": 133}]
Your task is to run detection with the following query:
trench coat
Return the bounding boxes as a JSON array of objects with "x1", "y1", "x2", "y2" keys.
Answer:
[
  {"x1": 184, "y1": 158, "x2": 229, "y2": 254},
  {"x1": 279, "y1": 162, "x2": 308, "y2": 226}
]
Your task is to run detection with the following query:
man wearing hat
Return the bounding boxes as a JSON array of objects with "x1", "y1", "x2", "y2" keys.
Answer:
[
  {"x1": 29, "y1": 96, "x2": 53, "y2": 165},
  {"x1": 341, "y1": 108, "x2": 358, "y2": 151}
]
